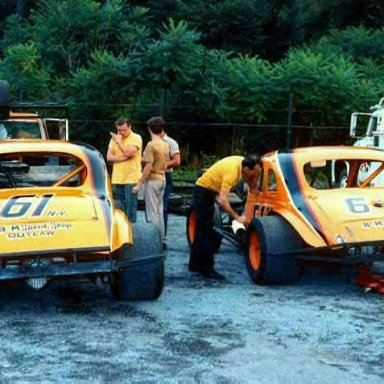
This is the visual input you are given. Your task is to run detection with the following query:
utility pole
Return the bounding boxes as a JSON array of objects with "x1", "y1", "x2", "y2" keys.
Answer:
[
  {"x1": 16, "y1": 0, "x2": 26, "y2": 18},
  {"x1": 286, "y1": 93, "x2": 294, "y2": 149},
  {"x1": 16, "y1": 0, "x2": 26, "y2": 101},
  {"x1": 159, "y1": 88, "x2": 166, "y2": 116}
]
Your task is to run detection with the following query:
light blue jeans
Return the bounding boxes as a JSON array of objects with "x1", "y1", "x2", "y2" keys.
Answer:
[{"x1": 113, "y1": 184, "x2": 138, "y2": 223}]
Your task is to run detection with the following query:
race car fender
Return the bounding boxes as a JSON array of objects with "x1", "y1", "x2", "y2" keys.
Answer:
[
  {"x1": 271, "y1": 206, "x2": 327, "y2": 248},
  {"x1": 111, "y1": 209, "x2": 133, "y2": 252},
  {"x1": 245, "y1": 194, "x2": 326, "y2": 248}
]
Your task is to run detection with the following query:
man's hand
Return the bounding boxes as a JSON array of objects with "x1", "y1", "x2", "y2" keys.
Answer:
[
  {"x1": 236, "y1": 215, "x2": 250, "y2": 226},
  {"x1": 132, "y1": 184, "x2": 141, "y2": 194},
  {"x1": 110, "y1": 132, "x2": 122, "y2": 143}
]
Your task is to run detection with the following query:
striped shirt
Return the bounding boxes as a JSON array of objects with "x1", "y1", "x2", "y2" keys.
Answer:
[{"x1": 162, "y1": 134, "x2": 180, "y2": 172}]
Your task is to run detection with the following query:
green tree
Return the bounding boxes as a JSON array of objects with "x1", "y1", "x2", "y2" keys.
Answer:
[
  {"x1": 137, "y1": 19, "x2": 207, "y2": 119},
  {"x1": 310, "y1": 27, "x2": 384, "y2": 65},
  {"x1": 0, "y1": 42, "x2": 51, "y2": 99},
  {"x1": 272, "y1": 47, "x2": 382, "y2": 126},
  {"x1": 0, "y1": 14, "x2": 31, "y2": 50}
]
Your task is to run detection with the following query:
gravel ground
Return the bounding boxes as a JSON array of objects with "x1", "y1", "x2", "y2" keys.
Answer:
[{"x1": 0, "y1": 212, "x2": 383, "y2": 383}]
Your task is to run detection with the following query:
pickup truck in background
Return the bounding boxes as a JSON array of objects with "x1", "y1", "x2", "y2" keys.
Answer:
[{"x1": 0, "y1": 80, "x2": 68, "y2": 141}]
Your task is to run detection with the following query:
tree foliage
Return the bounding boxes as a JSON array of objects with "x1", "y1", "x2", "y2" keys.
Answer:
[{"x1": 0, "y1": 0, "x2": 383, "y2": 151}]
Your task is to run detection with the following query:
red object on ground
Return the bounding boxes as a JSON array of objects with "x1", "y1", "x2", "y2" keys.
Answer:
[{"x1": 355, "y1": 265, "x2": 384, "y2": 293}]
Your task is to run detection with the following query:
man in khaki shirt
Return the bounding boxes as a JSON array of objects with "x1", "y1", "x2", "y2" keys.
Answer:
[
  {"x1": 107, "y1": 118, "x2": 142, "y2": 222},
  {"x1": 133, "y1": 118, "x2": 170, "y2": 247}
]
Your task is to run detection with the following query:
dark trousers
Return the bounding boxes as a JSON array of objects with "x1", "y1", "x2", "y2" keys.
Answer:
[
  {"x1": 163, "y1": 172, "x2": 173, "y2": 235},
  {"x1": 189, "y1": 186, "x2": 217, "y2": 272}
]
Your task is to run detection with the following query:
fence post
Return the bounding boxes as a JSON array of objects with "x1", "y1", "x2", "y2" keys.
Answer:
[{"x1": 286, "y1": 93, "x2": 294, "y2": 149}]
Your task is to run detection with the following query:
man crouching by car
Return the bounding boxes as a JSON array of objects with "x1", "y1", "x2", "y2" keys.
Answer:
[{"x1": 188, "y1": 155, "x2": 262, "y2": 280}]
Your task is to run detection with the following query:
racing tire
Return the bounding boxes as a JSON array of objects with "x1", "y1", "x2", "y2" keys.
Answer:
[
  {"x1": 111, "y1": 223, "x2": 164, "y2": 301},
  {"x1": 186, "y1": 205, "x2": 222, "y2": 252},
  {"x1": 0, "y1": 80, "x2": 10, "y2": 119},
  {"x1": 245, "y1": 216, "x2": 301, "y2": 285}
]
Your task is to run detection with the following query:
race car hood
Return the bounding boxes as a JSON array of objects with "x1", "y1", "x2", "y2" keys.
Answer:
[
  {"x1": 0, "y1": 189, "x2": 112, "y2": 256},
  {"x1": 305, "y1": 189, "x2": 384, "y2": 244}
]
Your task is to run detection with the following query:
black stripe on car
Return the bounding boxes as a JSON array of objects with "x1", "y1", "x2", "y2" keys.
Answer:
[{"x1": 277, "y1": 151, "x2": 327, "y2": 242}]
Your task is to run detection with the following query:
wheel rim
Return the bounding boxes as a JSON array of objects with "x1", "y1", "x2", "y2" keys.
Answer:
[
  {"x1": 188, "y1": 211, "x2": 197, "y2": 244},
  {"x1": 248, "y1": 232, "x2": 261, "y2": 270}
]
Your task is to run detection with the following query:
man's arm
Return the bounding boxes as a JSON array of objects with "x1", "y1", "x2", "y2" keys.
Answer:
[
  {"x1": 167, "y1": 152, "x2": 180, "y2": 169},
  {"x1": 106, "y1": 146, "x2": 127, "y2": 163},
  {"x1": 132, "y1": 162, "x2": 152, "y2": 194},
  {"x1": 110, "y1": 132, "x2": 139, "y2": 158},
  {"x1": 216, "y1": 188, "x2": 246, "y2": 223}
]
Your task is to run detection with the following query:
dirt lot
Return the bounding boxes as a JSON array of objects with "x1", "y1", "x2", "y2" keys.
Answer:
[{"x1": 0, "y1": 212, "x2": 383, "y2": 383}]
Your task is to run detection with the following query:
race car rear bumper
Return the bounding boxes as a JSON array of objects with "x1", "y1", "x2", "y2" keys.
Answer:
[
  {"x1": 0, "y1": 255, "x2": 163, "y2": 282},
  {"x1": 293, "y1": 240, "x2": 384, "y2": 264},
  {"x1": 0, "y1": 260, "x2": 115, "y2": 281}
]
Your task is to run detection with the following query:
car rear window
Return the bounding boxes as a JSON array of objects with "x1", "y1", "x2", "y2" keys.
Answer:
[
  {"x1": 0, "y1": 153, "x2": 87, "y2": 188},
  {"x1": 303, "y1": 159, "x2": 384, "y2": 189}
]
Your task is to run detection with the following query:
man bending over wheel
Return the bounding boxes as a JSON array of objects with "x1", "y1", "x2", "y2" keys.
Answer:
[{"x1": 188, "y1": 155, "x2": 262, "y2": 280}]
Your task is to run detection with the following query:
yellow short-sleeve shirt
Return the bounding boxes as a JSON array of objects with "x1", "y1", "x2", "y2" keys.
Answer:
[
  {"x1": 196, "y1": 156, "x2": 244, "y2": 193},
  {"x1": 109, "y1": 131, "x2": 142, "y2": 184}
]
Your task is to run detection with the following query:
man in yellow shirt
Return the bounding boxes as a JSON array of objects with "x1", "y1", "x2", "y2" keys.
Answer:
[
  {"x1": 189, "y1": 155, "x2": 262, "y2": 280},
  {"x1": 107, "y1": 118, "x2": 142, "y2": 223}
]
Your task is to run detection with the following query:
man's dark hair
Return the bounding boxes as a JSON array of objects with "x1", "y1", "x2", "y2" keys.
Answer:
[
  {"x1": 242, "y1": 154, "x2": 262, "y2": 170},
  {"x1": 147, "y1": 116, "x2": 165, "y2": 135},
  {"x1": 115, "y1": 117, "x2": 131, "y2": 126}
]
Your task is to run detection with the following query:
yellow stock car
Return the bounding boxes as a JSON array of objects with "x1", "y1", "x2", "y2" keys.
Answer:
[
  {"x1": 0, "y1": 140, "x2": 164, "y2": 300},
  {"x1": 244, "y1": 146, "x2": 384, "y2": 286}
]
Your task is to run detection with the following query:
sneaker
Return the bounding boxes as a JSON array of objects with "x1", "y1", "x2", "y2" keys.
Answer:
[{"x1": 199, "y1": 269, "x2": 226, "y2": 281}]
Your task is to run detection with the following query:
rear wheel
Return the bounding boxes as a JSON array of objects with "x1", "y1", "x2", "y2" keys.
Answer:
[
  {"x1": 111, "y1": 223, "x2": 164, "y2": 301},
  {"x1": 245, "y1": 216, "x2": 301, "y2": 284},
  {"x1": 186, "y1": 206, "x2": 197, "y2": 249},
  {"x1": 186, "y1": 205, "x2": 222, "y2": 252}
]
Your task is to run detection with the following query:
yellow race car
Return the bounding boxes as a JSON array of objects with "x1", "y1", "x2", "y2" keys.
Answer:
[{"x1": 0, "y1": 140, "x2": 164, "y2": 300}]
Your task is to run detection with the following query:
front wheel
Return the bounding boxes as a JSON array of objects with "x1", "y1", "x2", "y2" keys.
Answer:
[
  {"x1": 186, "y1": 205, "x2": 222, "y2": 253},
  {"x1": 245, "y1": 216, "x2": 302, "y2": 284},
  {"x1": 111, "y1": 223, "x2": 164, "y2": 301}
]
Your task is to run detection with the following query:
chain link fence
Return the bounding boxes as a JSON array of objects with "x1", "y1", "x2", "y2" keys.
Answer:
[
  {"x1": 68, "y1": 119, "x2": 352, "y2": 213},
  {"x1": 69, "y1": 119, "x2": 351, "y2": 164}
]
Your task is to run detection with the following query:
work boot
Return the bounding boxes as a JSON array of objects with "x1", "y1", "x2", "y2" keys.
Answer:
[
  {"x1": 199, "y1": 269, "x2": 226, "y2": 281},
  {"x1": 188, "y1": 263, "x2": 200, "y2": 272}
]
